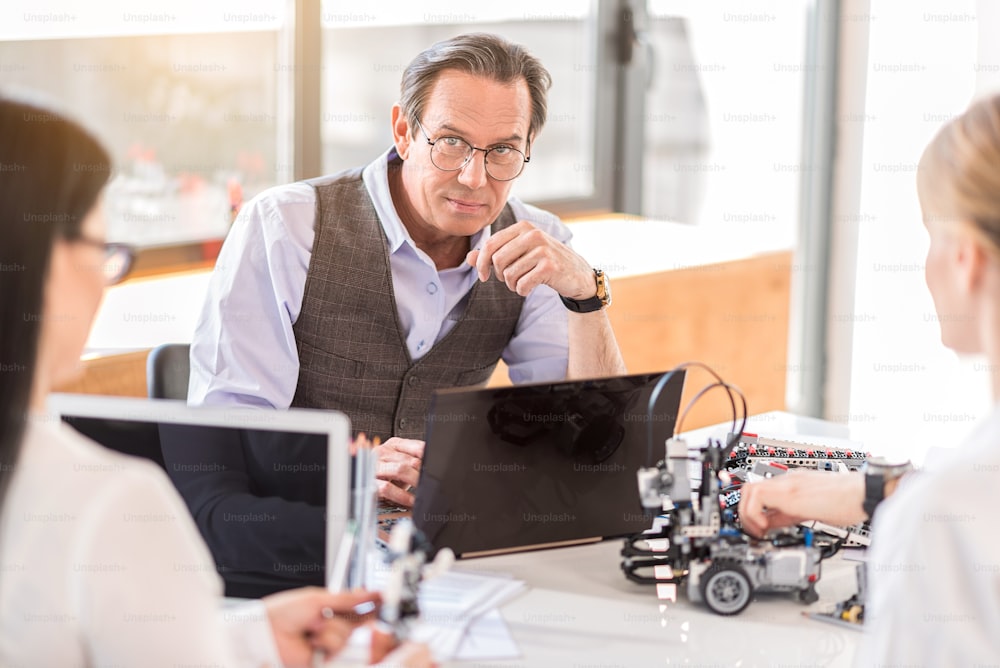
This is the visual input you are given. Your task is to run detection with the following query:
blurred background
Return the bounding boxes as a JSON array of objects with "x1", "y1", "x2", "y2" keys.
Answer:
[{"x1": 4, "y1": 0, "x2": 1000, "y2": 462}]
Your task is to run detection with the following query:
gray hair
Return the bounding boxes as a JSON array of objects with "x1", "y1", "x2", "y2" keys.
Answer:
[{"x1": 399, "y1": 33, "x2": 552, "y2": 146}]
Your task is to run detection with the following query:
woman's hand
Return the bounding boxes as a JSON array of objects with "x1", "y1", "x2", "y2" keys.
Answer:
[
  {"x1": 376, "y1": 641, "x2": 435, "y2": 667},
  {"x1": 738, "y1": 470, "x2": 867, "y2": 538},
  {"x1": 263, "y1": 588, "x2": 379, "y2": 666}
]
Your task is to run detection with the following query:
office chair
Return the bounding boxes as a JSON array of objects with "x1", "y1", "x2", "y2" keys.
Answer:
[{"x1": 146, "y1": 343, "x2": 191, "y2": 401}]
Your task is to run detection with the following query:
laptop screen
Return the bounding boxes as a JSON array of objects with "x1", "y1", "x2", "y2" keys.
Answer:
[
  {"x1": 413, "y1": 371, "x2": 685, "y2": 557},
  {"x1": 47, "y1": 395, "x2": 350, "y2": 598}
]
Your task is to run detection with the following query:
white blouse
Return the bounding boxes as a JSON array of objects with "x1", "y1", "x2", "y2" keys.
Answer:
[
  {"x1": 859, "y1": 405, "x2": 1000, "y2": 664},
  {"x1": 0, "y1": 416, "x2": 281, "y2": 667}
]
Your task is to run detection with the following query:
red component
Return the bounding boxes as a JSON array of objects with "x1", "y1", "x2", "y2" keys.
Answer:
[
  {"x1": 806, "y1": 449, "x2": 814, "y2": 457},
  {"x1": 767, "y1": 447, "x2": 776, "y2": 455},
  {"x1": 808, "y1": 574, "x2": 818, "y2": 583},
  {"x1": 748, "y1": 446, "x2": 757, "y2": 455},
  {"x1": 846, "y1": 450, "x2": 853, "y2": 457},
  {"x1": 826, "y1": 450, "x2": 834, "y2": 457},
  {"x1": 743, "y1": 432, "x2": 758, "y2": 438},
  {"x1": 768, "y1": 462, "x2": 789, "y2": 471}
]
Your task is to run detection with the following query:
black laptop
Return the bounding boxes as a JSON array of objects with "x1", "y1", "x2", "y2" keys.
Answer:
[{"x1": 411, "y1": 371, "x2": 685, "y2": 557}]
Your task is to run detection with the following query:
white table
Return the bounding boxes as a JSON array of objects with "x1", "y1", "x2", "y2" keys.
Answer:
[{"x1": 448, "y1": 412, "x2": 864, "y2": 666}]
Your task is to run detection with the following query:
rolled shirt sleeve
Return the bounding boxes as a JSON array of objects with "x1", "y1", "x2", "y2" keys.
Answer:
[
  {"x1": 502, "y1": 199, "x2": 570, "y2": 384},
  {"x1": 188, "y1": 183, "x2": 315, "y2": 409}
]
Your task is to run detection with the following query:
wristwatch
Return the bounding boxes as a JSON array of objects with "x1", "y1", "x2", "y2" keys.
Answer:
[
  {"x1": 862, "y1": 457, "x2": 914, "y2": 520},
  {"x1": 560, "y1": 268, "x2": 612, "y2": 313}
]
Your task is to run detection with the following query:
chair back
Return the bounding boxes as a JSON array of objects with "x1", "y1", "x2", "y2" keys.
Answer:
[{"x1": 146, "y1": 343, "x2": 191, "y2": 400}]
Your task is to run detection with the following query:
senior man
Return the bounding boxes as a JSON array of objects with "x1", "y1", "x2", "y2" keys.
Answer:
[{"x1": 170, "y1": 33, "x2": 624, "y2": 595}]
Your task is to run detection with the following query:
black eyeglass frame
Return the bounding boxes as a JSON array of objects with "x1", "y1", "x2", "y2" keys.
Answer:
[
  {"x1": 65, "y1": 234, "x2": 137, "y2": 285},
  {"x1": 414, "y1": 119, "x2": 530, "y2": 182}
]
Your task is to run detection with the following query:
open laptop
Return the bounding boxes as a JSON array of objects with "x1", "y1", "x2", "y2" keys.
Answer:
[
  {"x1": 46, "y1": 394, "x2": 351, "y2": 596},
  {"x1": 409, "y1": 371, "x2": 685, "y2": 558}
]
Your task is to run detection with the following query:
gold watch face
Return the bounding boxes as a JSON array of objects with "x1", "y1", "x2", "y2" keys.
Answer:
[{"x1": 595, "y1": 269, "x2": 612, "y2": 307}]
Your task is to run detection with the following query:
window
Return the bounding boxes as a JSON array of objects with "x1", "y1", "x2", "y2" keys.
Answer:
[
  {"x1": 1, "y1": 1, "x2": 288, "y2": 253},
  {"x1": 319, "y1": 0, "x2": 606, "y2": 208},
  {"x1": 838, "y1": 0, "x2": 1000, "y2": 463},
  {"x1": 643, "y1": 0, "x2": 811, "y2": 247}
]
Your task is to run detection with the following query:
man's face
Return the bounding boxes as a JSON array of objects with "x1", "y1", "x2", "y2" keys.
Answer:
[{"x1": 393, "y1": 69, "x2": 532, "y2": 242}]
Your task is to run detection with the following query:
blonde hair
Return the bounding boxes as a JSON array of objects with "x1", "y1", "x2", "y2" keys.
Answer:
[{"x1": 918, "y1": 93, "x2": 1000, "y2": 254}]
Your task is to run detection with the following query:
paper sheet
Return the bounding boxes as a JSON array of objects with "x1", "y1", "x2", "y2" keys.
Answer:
[
  {"x1": 331, "y1": 567, "x2": 526, "y2": 664},
  {"x1": 454, "y1": 608, "x2": 520, "y2": 661}
]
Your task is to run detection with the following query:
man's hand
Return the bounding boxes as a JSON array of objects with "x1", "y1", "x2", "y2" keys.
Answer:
[
  {"x1": 467, "y1": 220, "x2": 595, "y2": 300},
  {"x1": 353, "y1": 436, "x2": 425, "y2": 507},
  {"x1": 738, "y1": 470, "x2": 867, "y2": 538},
  {"x1": 263, "y1": 588, "x2": 379, "y2": 667}
]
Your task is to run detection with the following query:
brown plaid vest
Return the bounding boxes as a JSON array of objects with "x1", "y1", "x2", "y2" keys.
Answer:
[{"x1": 289, "y1": 168, "x2": 524, "y2": 440}]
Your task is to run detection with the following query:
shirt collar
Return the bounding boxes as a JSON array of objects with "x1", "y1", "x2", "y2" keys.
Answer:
[{"x1": 361, "y1": 147, "x2": 492, "y2": 259}]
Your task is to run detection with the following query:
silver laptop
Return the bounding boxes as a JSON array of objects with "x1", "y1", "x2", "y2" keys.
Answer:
[{"x1": 47, "y1": 394, "x2": 351, "y2": 593}]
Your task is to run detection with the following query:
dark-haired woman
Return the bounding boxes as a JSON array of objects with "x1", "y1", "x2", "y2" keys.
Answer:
[{"x1": 0, "y1": 96, "x2": 429, "y2": 667}]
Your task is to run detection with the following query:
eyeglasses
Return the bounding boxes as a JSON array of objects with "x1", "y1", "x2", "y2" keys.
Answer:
[
  {"x1": 67, "y1": 235, "x2": 136, "y2": 285},
  {"x1": 415, "y1": 120, "x2": 529, "y2": 182}
]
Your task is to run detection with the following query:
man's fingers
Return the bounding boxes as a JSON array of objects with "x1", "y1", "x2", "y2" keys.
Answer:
[
  {"x1": 511, "y1": 263, "x2": 550, "y2": 297},
  {"x1": 374, "y1": 449, "x2": 421, "y2": 477},
  {"x1": 481, "y1": 223, "x2": 586, "y2": 299},
  {"x1": 377, "y1": 479, "x2": 415, "y2": 507},
  {"x1": 498, "y1": 250, "x2": 537, "y2": 293},
  {"x1": 475, "y1": 220, "x2": 535, "y2": 282},
  {"x1": 466, "y1": 249, "x2": 480, "y2": 266},
  {"x1": 376, "y1": 459, "x2": 420, "y2": 488},
  {"x1": 476, "y1": 245, "x2": 494, "y2": 282},
  {"x1": 489, "y1": 229, "x2": 543, "y2": 279},
  {"x1": 480, "y1": 220, "x2": 529, "y2": 256},
  {"x1": 380, "y1": 437, "x2": 425, "y2": 458}
]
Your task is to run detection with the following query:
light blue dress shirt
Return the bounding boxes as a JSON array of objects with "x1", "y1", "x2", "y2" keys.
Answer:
[{"x1": 188, "y1": 149, "x2": 571, "y2": 409}]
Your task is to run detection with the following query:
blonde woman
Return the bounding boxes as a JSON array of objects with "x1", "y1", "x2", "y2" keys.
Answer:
[{"x1": 740, "y1": 93, "x2": 1000, "y2": 663}]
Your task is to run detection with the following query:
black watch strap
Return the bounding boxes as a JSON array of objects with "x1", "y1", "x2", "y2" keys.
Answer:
[
  {"x1": 560, "y1": 294, "x2": 604, "y2": 313},
  {"x1": 863, "y1": 472, "x2": 886, "y2": 520}
]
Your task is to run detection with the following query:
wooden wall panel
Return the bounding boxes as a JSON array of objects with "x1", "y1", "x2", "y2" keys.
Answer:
[
  {"x1": 54, "y1": 350, "x2": 149, "y2": 398},
  {"x1": 490, "y1": 251, "x2": 793, "y2": 430}
]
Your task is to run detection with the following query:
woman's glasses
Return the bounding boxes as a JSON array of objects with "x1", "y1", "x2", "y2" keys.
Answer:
[{"x1": 67, "y1": 236, "x2": 136, "y2": 285}]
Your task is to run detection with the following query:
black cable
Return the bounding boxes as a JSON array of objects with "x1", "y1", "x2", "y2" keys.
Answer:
[
  {"x1": 644, "y1": 367, "x2": 685, "y2": 468},
  {"x1": 645, "y1": 362, "x2": 741, "y2": 468},
  {"x1": 675, "y1": 381, "x2": 728, "y2": 435},
  {"x1": 719, "y1": 382, "x2": 748, "y2": 460},
  {"x1": 818, "y1": 536, "x2": 844, "y2": 561}
]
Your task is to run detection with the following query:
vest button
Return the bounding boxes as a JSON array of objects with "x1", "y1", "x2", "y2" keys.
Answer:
[
  {"x1": 398, "y1": 417, "x2": 408, "y2": 430},
  {"x1": 408, "y1": 376, "x2": 418, "y2": 387}
]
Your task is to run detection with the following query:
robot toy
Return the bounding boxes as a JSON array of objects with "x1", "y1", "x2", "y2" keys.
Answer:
[
  {"x1": 370, "y1": 519, "x2": 454, "y2": 663},
  {"x1": 621, "y1": 365, "x2": 849, "y2": 615}
]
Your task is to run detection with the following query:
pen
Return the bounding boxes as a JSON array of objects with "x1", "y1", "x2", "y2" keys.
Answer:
[{"x1": 321, "y1": 599, "x2": 378, "y2": 620}]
